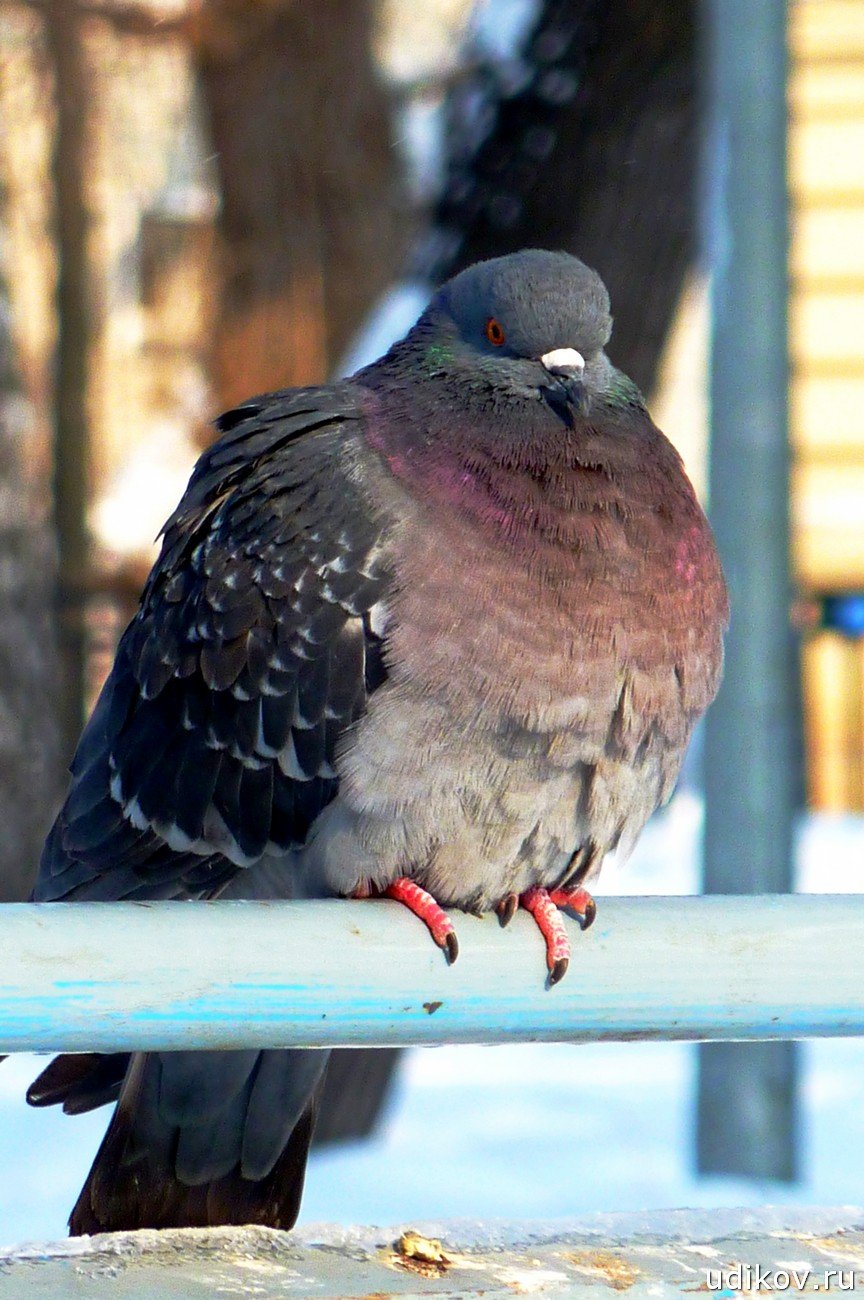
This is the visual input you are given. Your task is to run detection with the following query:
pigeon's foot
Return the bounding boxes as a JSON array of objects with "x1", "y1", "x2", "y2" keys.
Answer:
[
  {"x1": 549, "y1": 885, "x2": 597, "y2": 928},
  {"x1": 518, "y1": 885, "x2": 597, "y2": 986},
  {"x1": 382, "y1": 877, "x2": 459, "y2": 963}
]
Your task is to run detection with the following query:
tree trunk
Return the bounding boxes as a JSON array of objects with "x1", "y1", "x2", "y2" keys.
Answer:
[
  {"x1": 425, "y1": 0, "x2": 697, "y2": 395},
  {"x1": 191, "y1": 0, "x2": 404, "y2": 411},
  {"x1": 46, "y1": 0, "x2": 95, "y2": 758},
  {"x1": 0, "y1": 174, "x2": 63, "y2": 900}
]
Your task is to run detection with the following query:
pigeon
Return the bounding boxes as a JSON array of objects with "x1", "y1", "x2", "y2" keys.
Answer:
[{"x1": 28, "y1": 249, "x2": 728, "y2": 1234}]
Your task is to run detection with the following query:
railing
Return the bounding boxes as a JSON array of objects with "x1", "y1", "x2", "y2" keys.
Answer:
[{"x1": 0, "y1": 895, "x2": 861, "y2": 1054}]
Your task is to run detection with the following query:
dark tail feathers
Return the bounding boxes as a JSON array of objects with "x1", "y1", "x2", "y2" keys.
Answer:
[{"x1": 29, "y1": 1048, "x2": 328, "y2": 1234}]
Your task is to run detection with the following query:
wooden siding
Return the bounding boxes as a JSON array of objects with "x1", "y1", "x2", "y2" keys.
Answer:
[{"x1": 790, "y1": 1, "x2": 864, "y2": 809}]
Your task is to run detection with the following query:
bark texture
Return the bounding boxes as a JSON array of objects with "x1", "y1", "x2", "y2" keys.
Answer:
[
  {"x1": 46, "y1": 0, "x2": 95, "y2": 756},
  {"x1": 192, "y1": 0, "x2": 405, "y2": 409},
  {"x1": 0, "y1": 179, "x2": 63, "y2": 900},
  {"x1": 425, "y1": 0, "x2": 697, "y2": 395}
]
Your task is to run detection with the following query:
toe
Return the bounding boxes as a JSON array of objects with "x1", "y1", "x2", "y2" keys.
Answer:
[
  {"x1": 549, "y1": 886, "x2": 597, "y2": 928},
  {"x1": 519, "y1": 886, "x2": 571, "y2": 984},
  {"x1": 384, "y1": 878, "x2": 459, "y2": 963}
]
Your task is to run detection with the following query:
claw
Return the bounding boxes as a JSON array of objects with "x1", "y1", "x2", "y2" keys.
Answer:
[
  {"x1": 518, "y1": 885, "x2": 597, "y2": 984},
  {"x1": 496, "y1": 892, "x2": 518, "y2": 927},
  {"x1": 384, "y1": 877, "x2": 459, "y2": 964}
]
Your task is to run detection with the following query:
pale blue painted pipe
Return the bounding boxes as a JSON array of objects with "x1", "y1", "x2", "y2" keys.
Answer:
[{"x1": 0, "y1": 896, "x2": 860, "y2": 1053}]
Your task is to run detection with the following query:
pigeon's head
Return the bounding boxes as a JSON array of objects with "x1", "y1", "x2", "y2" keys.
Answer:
[{"x1": 433, "y1": 249, "x2": 613, "y2": 408}]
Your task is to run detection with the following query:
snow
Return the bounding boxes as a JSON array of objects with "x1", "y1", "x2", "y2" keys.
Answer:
[
  {"x1": 336, "y1": 283, "x2": 431, "y2": 377},
  {"x1": 0, "y1": 796, "x2": 861, "y2": 1245}
]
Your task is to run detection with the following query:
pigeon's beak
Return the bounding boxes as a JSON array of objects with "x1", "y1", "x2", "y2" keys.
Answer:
[{"x1": 540, "y1": 348, "x2": 585, "y2": 407}]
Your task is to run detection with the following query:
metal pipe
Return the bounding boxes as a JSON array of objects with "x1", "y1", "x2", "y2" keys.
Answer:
[
  {"x1": 0, "y1": 896, "x2": 859, "y2": 1054},
  {"x1": 699, "y1": 0, "x2": 800, "y2": 1181}
]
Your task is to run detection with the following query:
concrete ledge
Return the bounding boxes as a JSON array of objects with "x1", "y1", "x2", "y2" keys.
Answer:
[
  {"x1": 0, "y1": 896, "x2": 863, "y2": 1052},
  {"x1": 1, "y1": 1209, "x2": 863, "y2": 1297}
]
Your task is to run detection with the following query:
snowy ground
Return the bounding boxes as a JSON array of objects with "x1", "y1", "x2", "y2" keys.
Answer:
[{"x1": 1, "y1": 794, "x2": 862, "y2": 1246}]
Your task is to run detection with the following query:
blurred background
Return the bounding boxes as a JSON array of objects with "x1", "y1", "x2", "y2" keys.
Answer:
[{"x1": 0, "y1": 0, "x2": 862, "y2": 1244}]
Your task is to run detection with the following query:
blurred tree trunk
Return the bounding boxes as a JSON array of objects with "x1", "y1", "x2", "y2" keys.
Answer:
[
  {"x1": 190, "y1": 0, "x2": 404, "y2": 410},
  {"x1": 427, "y1": 0, "x2": 697, "y2": 396},
  {"x1": 46, "y1": 0, "x2": 94, "y2": 757},
  {"x1": 0, "y1": 177, "x2": 63, "y2": 900}
]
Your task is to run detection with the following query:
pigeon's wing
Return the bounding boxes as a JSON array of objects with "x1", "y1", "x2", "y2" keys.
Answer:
[{"x1": 35, "y1": 385, "x2": 390, "y2": 902}]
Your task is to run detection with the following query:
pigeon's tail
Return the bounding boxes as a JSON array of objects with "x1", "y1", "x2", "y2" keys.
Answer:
[{"x1": 29, "y1": 1047, "x2": 328, "y2": 1234}]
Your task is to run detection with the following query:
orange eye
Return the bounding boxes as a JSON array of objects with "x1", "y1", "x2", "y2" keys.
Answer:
[{"x1": 485, "y1": 317, "x2": 506, "y2": 347}]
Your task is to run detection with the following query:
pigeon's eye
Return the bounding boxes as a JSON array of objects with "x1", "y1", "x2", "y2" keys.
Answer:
[{"x1": 485, "y1": 318, "x2": 506, "y2": 347}]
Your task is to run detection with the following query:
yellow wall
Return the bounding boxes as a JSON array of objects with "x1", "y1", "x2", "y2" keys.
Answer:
[{"x1": 790, "y1": 0, "x2": 864, "y2": 808}]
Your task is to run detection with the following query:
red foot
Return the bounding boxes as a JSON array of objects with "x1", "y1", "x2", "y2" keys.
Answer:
[
  {"x1": 384, "y1": 877, "x2": 459, "y2": 963},
  {"x1": 548, "y1": 886, "x2": 597, "y2": 927},
  {"x1": 513, "y1": 885, "x2": 597, "y2": 986}
]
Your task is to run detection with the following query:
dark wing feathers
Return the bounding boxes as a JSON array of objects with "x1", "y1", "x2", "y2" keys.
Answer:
[{"x1": 35, "y1": 384, "x2": 390, "y2": 902}]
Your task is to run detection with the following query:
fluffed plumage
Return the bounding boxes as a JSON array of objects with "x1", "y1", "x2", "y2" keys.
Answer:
[{"x1": 29, "y1": 249, "x2": 728, "y2": 1234}]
